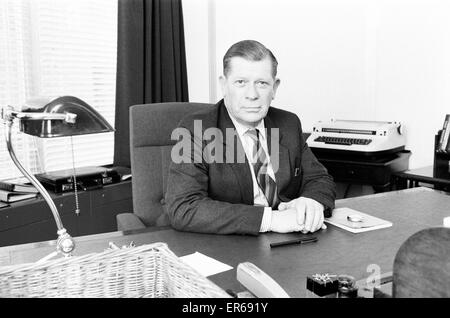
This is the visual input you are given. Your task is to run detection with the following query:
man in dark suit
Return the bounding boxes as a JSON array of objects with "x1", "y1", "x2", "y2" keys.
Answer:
[{"x1": 165, "y1": 40, "x2": 335, "y2": 235}]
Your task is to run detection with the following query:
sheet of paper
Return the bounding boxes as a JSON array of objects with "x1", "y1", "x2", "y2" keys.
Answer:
[
  {"x1": 325, "y1": 207, "x2": 392, "y2": 233},
  {"x1": 179, "y1": 252, "x2": 233, "y2": 277}
]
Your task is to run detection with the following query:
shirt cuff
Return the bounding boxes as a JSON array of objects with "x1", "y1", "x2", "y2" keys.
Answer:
[{"x1": 259, "y1": 207, "x2": 273, "y2": 232}]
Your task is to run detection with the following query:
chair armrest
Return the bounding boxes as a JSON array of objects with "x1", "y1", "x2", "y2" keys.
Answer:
[{"x1": 116, "y1": 213, "x2": 146, "y2": 231}]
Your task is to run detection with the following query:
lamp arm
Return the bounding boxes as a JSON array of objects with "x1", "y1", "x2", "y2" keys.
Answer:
[{"x1": 4, "y1": 119, "x2": 75, "y2": 255}]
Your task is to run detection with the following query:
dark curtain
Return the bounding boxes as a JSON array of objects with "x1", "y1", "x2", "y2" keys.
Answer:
[{"x1": 114, "y1": 0, "x2": 189, "y2": 167}]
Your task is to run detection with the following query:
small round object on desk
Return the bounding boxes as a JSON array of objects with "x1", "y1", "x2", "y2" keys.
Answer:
[
  {"x1": 443, "y1": 216, "x2": 450, "y2": 228},
  {"x1": 347, "y1": 214, "x2": 364, "y2": 222}
]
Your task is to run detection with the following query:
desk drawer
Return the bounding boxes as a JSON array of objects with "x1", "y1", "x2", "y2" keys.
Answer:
[
  {"x1": 90, "y1": 181, "x2": 132, "y2": 207},
  {"x1": 324, "y1": 163, "x2": 390, "y2": 185},
  {"x1": 0, "y1": 192, "x2": 89, "y2": 233},
  {"x1": 0, "y1": 213, "x2": 79, "y2": 247}
]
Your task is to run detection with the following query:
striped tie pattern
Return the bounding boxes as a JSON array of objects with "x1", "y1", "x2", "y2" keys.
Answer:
[{"x1": 247, "y1": 129, "x2": 279, "y2": 208}]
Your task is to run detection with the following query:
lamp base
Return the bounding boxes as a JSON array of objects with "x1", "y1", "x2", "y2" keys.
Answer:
[{"x1": 57, "y1": 229, "x2": 75, "y2": 255}]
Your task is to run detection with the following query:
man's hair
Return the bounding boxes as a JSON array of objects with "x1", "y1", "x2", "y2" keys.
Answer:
[{"x1": 223, "y1": 40, "x2": 278, "y2": 78}]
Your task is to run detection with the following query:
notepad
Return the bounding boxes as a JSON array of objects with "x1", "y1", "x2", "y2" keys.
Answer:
[
  {"x1": 325, "y1": 207, "x2": 392, "y2": 233},
  {"x1": 179, "y1": 252, "x2": 233, "y2": 277}
]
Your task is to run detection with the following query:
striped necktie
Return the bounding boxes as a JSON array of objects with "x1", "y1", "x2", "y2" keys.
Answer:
[{"x1": 247, "y1": 128, "x2": 279, "y2": 208}]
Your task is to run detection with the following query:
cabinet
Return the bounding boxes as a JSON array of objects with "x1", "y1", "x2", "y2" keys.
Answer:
[
  {"x1": 0, "y1": 180, "x2": 133, "y2": 247},
  {"x1": 311, "y1": 149, "x2": 411, "y2": 198},
  {"x1": 392, "y1": 132, "x2": 450, "y2": 192},
  {"x1": 434, "y1": 130, "x2": 450, "y2": 187},
  {"x1": 316, "y1": 151, "x2": 411, "y2": 191}
]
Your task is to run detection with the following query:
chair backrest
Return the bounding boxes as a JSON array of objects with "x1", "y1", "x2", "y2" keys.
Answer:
[
  {"x1": 392, "y1": 227, "x2": 450, "y2": 297},
  {"x1": 130, "y1": 102, "x2": 213, "y2": 227}
]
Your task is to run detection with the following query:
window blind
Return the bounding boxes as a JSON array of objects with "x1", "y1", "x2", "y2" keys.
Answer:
[{"x1": 0, "y1": 0, "x2": 117, "y2": 179}]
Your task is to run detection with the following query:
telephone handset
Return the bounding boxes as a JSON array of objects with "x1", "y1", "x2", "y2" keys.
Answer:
[{"x1": 236, "y1": 262, "x2": 290, "y2": 298}]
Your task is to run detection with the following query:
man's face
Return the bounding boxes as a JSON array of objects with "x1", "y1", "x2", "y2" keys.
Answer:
[{"x1": 220, "y1": 57, "x2": 280, "y2": 127}]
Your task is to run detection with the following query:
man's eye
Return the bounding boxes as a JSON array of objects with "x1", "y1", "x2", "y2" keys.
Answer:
[
  {"x1": 235, "y1": 80, "x2": 246, "y2": 86},
  {"x1": 256, "y1": 81, "x2": 268, "y2": 87}
]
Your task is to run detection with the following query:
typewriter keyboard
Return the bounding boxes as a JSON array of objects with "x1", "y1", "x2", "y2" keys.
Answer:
[{"x1": 314, "y1": 136, "x2": 372, "y2": 146}]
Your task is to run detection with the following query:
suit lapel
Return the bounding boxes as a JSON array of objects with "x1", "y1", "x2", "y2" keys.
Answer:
[
  {"x1": 217, "y1": 102, "x2": 254, "y2": 205},
  {"x1": 265, "y1": 115, "x2": 291, "y2": 193}
]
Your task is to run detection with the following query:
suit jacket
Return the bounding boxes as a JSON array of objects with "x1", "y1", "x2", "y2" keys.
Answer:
[{"x1": 165, "y1": 99, "x2": 336, "y2": 235}]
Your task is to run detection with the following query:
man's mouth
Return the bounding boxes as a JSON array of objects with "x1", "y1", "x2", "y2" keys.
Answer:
[{"x1": 242, "y1": 107, "x2": 262, "y2": 112}]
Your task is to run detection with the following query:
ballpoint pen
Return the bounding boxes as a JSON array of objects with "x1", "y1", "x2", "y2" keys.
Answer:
[{"x1": 270, "y1": 236, "x2": 318, "y2": 248}]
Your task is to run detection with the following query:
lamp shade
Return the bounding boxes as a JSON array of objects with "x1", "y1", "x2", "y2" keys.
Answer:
[{"x1": 19, "y1": 96, "x2": 114, "y2": 138}]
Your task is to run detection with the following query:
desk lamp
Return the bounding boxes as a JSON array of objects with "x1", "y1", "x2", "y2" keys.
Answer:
[{"x1": 1, "y1": 96, "x2": 114, "y2": 256}]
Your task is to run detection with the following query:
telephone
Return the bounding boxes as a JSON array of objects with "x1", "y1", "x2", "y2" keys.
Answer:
[{"x1": 236, "y1": 262, "x2": 290, "y2": 298}]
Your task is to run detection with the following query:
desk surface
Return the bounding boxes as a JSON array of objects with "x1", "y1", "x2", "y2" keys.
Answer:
[{"x1": 1, "y1": 187, "x2": 450, "y2": 298}]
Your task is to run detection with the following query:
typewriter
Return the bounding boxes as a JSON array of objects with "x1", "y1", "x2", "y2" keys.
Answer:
[{"x1": 306, "y1": 119, "x2": 406, "y2": 157}]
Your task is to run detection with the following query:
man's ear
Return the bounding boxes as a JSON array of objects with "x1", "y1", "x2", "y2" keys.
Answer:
[{"x1": 272, "y1": 78, "x2": 281, "y2": 99}]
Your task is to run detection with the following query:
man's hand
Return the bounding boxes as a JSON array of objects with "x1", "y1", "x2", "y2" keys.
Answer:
[
  {"x1": 269, "y1": 208, "x2": 305, "y2": 233},
  {"x1": 278, "y1": 197, "x2": 325, "y2": 233}
]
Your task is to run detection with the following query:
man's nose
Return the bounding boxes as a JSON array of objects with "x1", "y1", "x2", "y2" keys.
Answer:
[{"x1": 245, "y1": 84, "x2": 259, "y2": 100}]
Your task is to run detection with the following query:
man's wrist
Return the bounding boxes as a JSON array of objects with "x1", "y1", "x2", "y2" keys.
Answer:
[{"x1": 259, "y1": 207, "x2": 273, "y2": 232}]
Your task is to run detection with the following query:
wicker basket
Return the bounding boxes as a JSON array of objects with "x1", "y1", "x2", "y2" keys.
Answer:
[{"x1": 0, "y1": 242, "x2": 230, "y2": 298}]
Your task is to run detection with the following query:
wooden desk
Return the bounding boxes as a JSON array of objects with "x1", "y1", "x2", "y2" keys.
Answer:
[{"x1": 1, "y1": 187, "x2": 449, "y2": 298}]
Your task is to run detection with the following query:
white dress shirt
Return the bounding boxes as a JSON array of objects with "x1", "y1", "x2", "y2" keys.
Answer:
[{"x1": 227, "y1": 111, "x2": 275, "y2": 232}]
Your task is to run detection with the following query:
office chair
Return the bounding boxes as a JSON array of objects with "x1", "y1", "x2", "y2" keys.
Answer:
[
  {"x1": 392, "y1": 227, "x2": 450, "y2": 297},
  {"x1": 116, "y1": 102, "x2": 212, "y2": 231}
]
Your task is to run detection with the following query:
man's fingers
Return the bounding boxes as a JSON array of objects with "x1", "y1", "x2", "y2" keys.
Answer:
[
  {"x1": 277, "y1": 198, "x2": 326, "y2": 233},
  {"x1": 270, "y1": 208, "x2": 305, "y2": 233},
  {"x1": 309, "y1": 201, "x2": 325, "y2": 232},
  {"x1": 303, "y1": 202, "x2": 315, "y2": 232},
  {"x1": 311, "y1": 204, "x2": 321, "y2": 232},
  {"x1": 296, "y1": 200, "x2": 307, "y2": 225}
]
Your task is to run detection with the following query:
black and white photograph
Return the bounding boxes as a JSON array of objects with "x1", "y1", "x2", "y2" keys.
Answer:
[{"x1": 0, "y1": 0, "x2": 450, "y2": 303}]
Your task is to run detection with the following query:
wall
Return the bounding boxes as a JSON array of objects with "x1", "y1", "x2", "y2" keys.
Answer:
[
  {"x1": 183, "y1": 0, "x2": 450, "y2": 169},
  {"x1": 182, "y1": 0, "x2": 210, "y2": 103}
]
